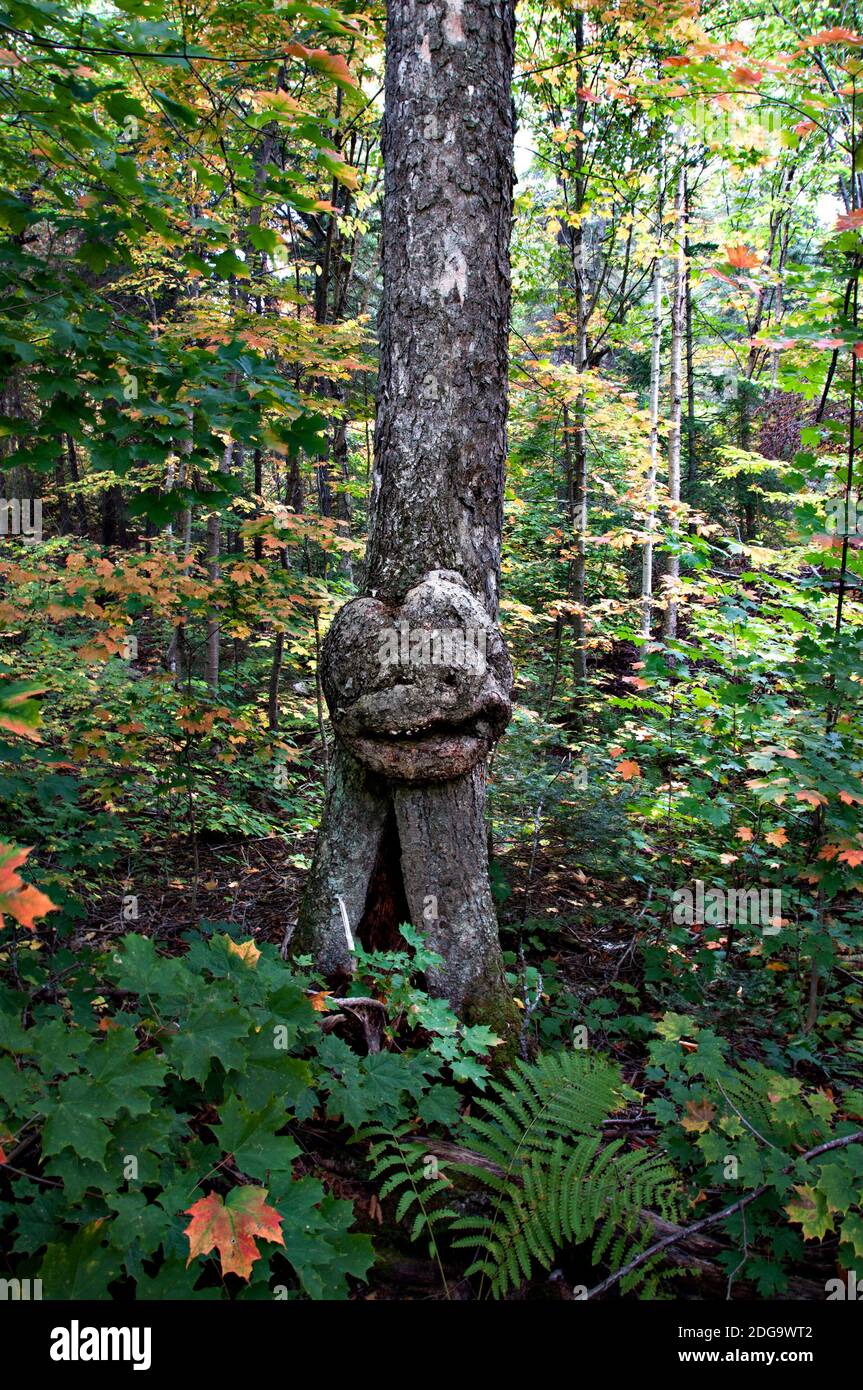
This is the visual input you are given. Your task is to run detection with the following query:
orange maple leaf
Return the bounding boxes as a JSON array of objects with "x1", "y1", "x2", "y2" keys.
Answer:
[
  {"x1": 616, "y1": 759, "x2": 642, "y2": 781},
  {"x1": 838, "y1": 848, "x2": 863, "y2": 868},
  {"x1": 736, "y1": 827, "x2": 754, "y2": 842},
  {"x1": 284, "y1": 42, "x2": 357, "y2": 87},
  {"x1": 726, "y1": 244, "x2": 760, "y2": 270},
  {"x1": 836, "y1": 209, "x2": 863, "y2": 232},
  {"x1": 0, "y1": 844, "x2": 57, "y2": 932},
  {"x1": 800, "y1": 27, "x2": 863, "y2": 48},
  {"x1": 184, "y1": 1188, "x2": 284, "y2": 1281},
  {"x1": 733, "y1": 66, "x2": 762, "y2": 85},
  {"x1": 764, "y1": 827, "x2": 788, "y2": 848},
  {"x1": 795, "y1": 789, "x2": 828, "y2": 807}
]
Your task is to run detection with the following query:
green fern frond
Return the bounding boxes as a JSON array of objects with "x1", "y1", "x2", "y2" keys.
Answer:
[{"x1": 448, "y1": 1050, "x2": 681, "y2": 1298}]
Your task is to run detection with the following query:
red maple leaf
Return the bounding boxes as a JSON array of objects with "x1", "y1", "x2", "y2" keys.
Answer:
[
  {"x1": 799, "y1": 28, "x2": 863, "y2": 48},
  {"x1": 836, "y1": 209, "x2": 863, "y2": 232},
  {"x1": 184, "y1": 1187, "x2": 284, "y2": 1281},
  {"x1": 0, "y1": 844, "x2": 57, "y2": 932}
]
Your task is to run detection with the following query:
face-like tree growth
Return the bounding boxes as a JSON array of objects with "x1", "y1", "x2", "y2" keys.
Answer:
[{"x1": 296, "y1": 0, "x2": 518, "y2": 1029}]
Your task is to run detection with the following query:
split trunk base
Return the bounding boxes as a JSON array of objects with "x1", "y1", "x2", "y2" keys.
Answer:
[{"x1": 294, "y1": 743, "x2": 514, "y2": 1032}]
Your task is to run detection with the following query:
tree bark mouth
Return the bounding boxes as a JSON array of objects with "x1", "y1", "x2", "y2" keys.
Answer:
[{"x1": 346, "y1": 709, "x2": 506, "y2": 783}]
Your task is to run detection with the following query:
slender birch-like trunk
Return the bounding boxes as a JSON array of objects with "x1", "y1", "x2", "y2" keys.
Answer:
[
  {"x1": 641, "y1": 243, "x2": 664, "y2": 637},
  {"x1": 663, "y1": 165, "x2": 686, "y2": 642}
]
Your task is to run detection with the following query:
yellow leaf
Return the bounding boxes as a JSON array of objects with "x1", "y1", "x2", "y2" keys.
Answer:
[{"x1": 225, "y1": 936, "x2": 261, "y2": 968}]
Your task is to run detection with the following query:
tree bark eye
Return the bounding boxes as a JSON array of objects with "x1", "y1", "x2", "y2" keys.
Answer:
[{"x1": 322, "y1": 570, "x2": 513, "y2": 783}]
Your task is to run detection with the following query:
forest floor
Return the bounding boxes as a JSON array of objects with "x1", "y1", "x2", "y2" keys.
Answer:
[{"x1": 61, "y1": 815, "x2": 842, "y2": 1301}]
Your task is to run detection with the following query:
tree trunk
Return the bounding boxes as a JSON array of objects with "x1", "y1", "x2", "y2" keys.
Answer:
[
  {"x1": 641, "y1": 255, "x2": 663, "y2": 639},
  {"x1": 204, "y1": 442, "x2": 231, "y2": 690},
  {"x1": 295, "y1": 0, "x2": 517, "y2": 1031},
  {"x1": 684, "y1": 171, "x2": 696, "y2": 501},
  {"x1": 663, "y1": 166, "x2": 686, "y2": 642},
  {"x1": 571, "y1": 8, "x2": 589, "y2": 691}
]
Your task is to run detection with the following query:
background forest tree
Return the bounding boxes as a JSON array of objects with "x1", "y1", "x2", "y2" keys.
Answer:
[{"x1": 1, "y1": 0, "x2": 863, "y2": 1303}]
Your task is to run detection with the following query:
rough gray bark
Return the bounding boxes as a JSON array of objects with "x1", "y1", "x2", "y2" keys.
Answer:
[
  {"x1": 364, "y1": 0, "x2": 514, "y2": 619},
  {"x1": 295, "y1": 0, "x2": 517, "y2": 1030}
]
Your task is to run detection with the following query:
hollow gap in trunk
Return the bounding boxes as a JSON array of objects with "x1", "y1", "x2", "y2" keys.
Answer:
[{"x1": 356, "y1": 804, "x2": 410, "y2": 954}]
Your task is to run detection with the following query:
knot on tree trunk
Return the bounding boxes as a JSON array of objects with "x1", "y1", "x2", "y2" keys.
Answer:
[{"x1": 322, "y1": 570, "x2": 512, "y2": 782}]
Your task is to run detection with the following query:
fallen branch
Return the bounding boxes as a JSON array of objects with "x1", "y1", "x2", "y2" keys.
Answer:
[{"x1": 587, "y1": 1128, "x2": 863, "y2": 1299}]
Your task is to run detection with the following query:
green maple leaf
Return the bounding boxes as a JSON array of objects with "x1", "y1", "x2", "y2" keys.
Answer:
[
  {"x1": 167, "y1": 1005, "x2": 252, "y2": 1082},
  {"x1": 215, "y1": 1095, "x2": 300, "y2": 1181},
  {"x1": 38, "y1": 1223, "x2": 121, "y2": 1299},
  {"x1": 839, "y1": 1212, "x2": 863, "y2": 1260},
  {"x1": 786, "y1": 1184, "x2": 834, "y2": 1240}
]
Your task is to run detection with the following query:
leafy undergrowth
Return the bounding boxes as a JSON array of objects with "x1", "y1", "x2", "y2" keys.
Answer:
[{"x1": 2, "y1": 838, "x2": 862, "y2": 1301}]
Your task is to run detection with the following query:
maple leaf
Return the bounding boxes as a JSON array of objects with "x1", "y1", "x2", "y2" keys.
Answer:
[
  {"x1": 249, "y1": 90, "x2": 306, "y2": 114},
  {"x1": 616, "y1": 759, "x2": 641, "y2": 781},
  {"x1": 225, "y1": 936, "x2": 261, "y2": 968},
  {"x1": 786, "y1": 1185, "x2": 833, "y2": 1241},
  {"x1": 0, "y1": 681, "x2": 45, "y2": 742},
  {"x1": 0, "y1": 844, "x2": 57, "y2": 932},
  {"x1": 764, "y1": 827, "x2": 788, "y2": 848},
  {"x1": 284, "y1": 42, "x2": 357, "y2": 87},
  {"x1": 184, "y1": 1187, "x2": 284, "y2": 1281},
  {"x1": 835, "y1": 209, "x2": 863, "y2": 232},
  {"x1": 736, "y1": 827, "x2": 754, "y2": 842},
  {"x1": 733, "y1": 66, "x2": 762, "y2": 85},
  {"x1": 725, "y1": 244, "x2": 760, "y2": 270},
  {"x1": 800, "y1": 27, "x2": 863, "y2": 48},
  {"x1": 839, "y1": 789, "x2": 863, "y2": 805},
  {"x1": 795, "y1": 789, "x2": 828, "y2": 807},
  {"x1": 682, "y1": 1098, "x2": 716, "y2": 1133},
  {"x1": 309, "y1": 990, "x2": 333, "y2": 1012},
  {"x1": 838, "y1": 848, "x2": 863, "y2": 868}
]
